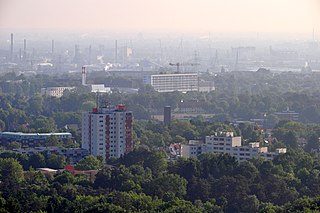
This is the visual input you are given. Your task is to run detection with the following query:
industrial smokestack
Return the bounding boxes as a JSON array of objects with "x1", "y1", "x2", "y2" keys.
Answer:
[
  {"x1": 88, "y1": 45, "x2": 92, "y2": 64},
  {"x1": 19, "y1": 48, "x2": 22, "y2": 62},
  {"x1": 115, "y1": 40, "x2": 118, "y2": 65},
  {"x1": 23, "y1": 39, "x2": 27, "y2": 61},
  {"x1": 82, "y1": 66, "x2": 86, "y2": 86},
  {"x1": 10, "y1": 33, "x2": 14, "y2": 61}
]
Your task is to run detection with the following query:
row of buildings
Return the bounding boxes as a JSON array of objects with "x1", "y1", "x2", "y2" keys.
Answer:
[
  {"x1": 179, "y1": 132, "x2": 286, "y2": 161},
  {"x1": 1, "y1": 108, "x2": 287, "y2": 164}
]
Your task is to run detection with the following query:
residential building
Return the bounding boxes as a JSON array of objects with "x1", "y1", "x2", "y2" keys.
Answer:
[
  {"x1": 12, "y1": 146, "x2": 89, "y2": 163},
  {"x1": 178, "y1": 100, "x2": 205, "y2": 114},
  {"x1": 143, "y1": 73, "x2": 198, "y2": 92},
  {"x1": 274, "y1": 108, "x2": 299, "y2": 121},
  {"x1": 181, "y1": 140, "x2": 203, "y2": 158},
  {"x1": 91, "y1": 84, "x2": 112, "y2": 93},
  {"x1": 82, "y1": 104, "x2": 133, "y2": 162},
  {"x1": 180, "y1": 132, "x2": 286, "y2": 161},
  {"x1": 0, "y1": 132, "x2": 72, "y2": 147},
  {"x1": 41, "y1": 87, "x2": 75, "y2": 98}
]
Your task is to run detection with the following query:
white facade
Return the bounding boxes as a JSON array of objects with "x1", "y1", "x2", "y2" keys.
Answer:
[
  {"x1": 82, "y1": 105, "x2": 133, "y2": 162},
  {"x1": 41, "y1": 87, "x2": 74, "y2": 98},
  {"x1": 181, "y1": 140, "x2": 203, "y2": 158},
  {"x1": 143, "y1": 73, "x2": 198, "y2": 92},
  {"x1": 91, "y1": 84, "x2": 112, "y2": 93},
  {"x1": 180, "y1": 132, "x2": 286, "y2": 161}
]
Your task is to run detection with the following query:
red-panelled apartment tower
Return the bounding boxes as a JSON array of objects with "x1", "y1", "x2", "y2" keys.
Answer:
[{"x1": 82, "y1": 104, "x2": 133, "y2": 162}]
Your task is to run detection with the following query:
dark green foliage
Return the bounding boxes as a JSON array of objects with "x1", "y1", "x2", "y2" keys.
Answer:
[{"x1": 75, "y1": 155, "x2": 101, "y2": 170}]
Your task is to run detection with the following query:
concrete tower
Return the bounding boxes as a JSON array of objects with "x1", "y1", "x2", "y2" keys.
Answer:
[
  {"x1": 82, "y1": 66, "x2": 86, "y2": 86},
  {"x1": 10, "y1": 33, "x2": 14, "y2": 61},
  {"x1": 164, "y1": 106, "x2": 172, "y2": 125},
  {"x1": 82, "y1": 104, "x2": 133, "y2": 162}
]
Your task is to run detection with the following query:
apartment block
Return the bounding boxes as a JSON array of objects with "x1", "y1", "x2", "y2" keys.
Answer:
[
  {"x1": 82, "y1": 104, "x2": 133, "y2": 162},
  {"x1": 180, "y1": 132, "x2": 286, "y2": 161}
]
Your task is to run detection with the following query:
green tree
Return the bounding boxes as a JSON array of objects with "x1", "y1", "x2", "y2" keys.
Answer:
[
  {"x1": 305, "y1": 133, "x2": 319, "y2": 152},
  {"x1": 144, "y1": 173, "x2": 187, "y2": 199},
  {"x1": 29, "y1": 153, "x2": 46, "y2": 168},
  {"x1": 75, "y1": 155, "x2": 101, "y2": 170},
  {"x1": 47, "y1": 154, "x2": 66, "y2": 169},
  {"x1": 0, "y1": 158, "x2": 24, "y2": 197}
]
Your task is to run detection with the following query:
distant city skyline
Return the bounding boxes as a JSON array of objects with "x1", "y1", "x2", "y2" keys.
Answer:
[{"x1": 0, "y1": 0, "x2": 319, "y2": 36}]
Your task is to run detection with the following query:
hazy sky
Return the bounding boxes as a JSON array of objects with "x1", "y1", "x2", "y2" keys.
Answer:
[{"x1": 0, "y1": 0, "x2": 319, "y2": 34}]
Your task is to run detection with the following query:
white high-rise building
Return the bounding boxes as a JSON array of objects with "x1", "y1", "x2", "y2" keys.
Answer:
[
  {"x1": 143, "y1": 73, "x2": 198, "y2": 92},
  {"x1": 82, "y1": 104, "x2": 133, "y2": 162}
]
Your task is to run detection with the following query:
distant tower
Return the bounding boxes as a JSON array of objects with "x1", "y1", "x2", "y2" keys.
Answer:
[
  {"x1": 23, "y1": 39, "x2": 27, "y2": 61},
  {"x1": 88, "y1": 45, "x2": 92, "y2": 64},
  {"x1": 234, "y1": 50, "x2": 239, "y2": 71},
  {"x1": 82, "y1": 66, "x2": 87, "y2": 86},
  {"x1": 164, "y1": 106, "x2": 172, "y2": 125},
  {"x1": 74, "y1": 44, "x2": 80, "y2": 64},
  {"x1": 19, "y1": 48, "x2": 22, "y2": 62},
  {"x1": 115, "y1": 40, "x2": 118, "y2": 65},
  {"x1": 10, "y1": 33, "x2": 14, "y2": 61}
]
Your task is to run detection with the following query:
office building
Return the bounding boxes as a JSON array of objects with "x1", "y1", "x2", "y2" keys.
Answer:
[
  {"x1": 143, "y1": 73, "x2": 198, "y2": 92},
  {"x1": 82, "y1": 104, "x2": 133, "y2": 162}
]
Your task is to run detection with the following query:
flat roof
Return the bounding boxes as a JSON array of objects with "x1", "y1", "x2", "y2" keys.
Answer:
[{"x1": 0, "y1": 132, "x2": 72, "y2": 136}]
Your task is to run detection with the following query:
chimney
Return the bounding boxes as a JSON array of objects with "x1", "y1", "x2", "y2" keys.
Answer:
[
  {"x1": 164, "y1": 106, "x2": 172, "y2": 125},
  {"x1": 10, "y1": 33, "x2": 14, "y2": 61},
  {"x1": 82, "y1": 66, "x2": 86, "y2": 86},
  {"x1": 23, "y1": 39, "x2": 27, "y2": 61}
]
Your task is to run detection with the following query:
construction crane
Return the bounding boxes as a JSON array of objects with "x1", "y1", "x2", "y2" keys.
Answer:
[{"x1": 169, "y1": 62, "x2": 200, "y2": 72}]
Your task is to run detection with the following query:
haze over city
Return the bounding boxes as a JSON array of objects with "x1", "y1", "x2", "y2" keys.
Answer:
[
  {"x1": 1, "y1": 1, "x2": 320, "y2": 212},
  {"x1": 1, "y1": 0, "x2": 319, "y2": 36}
]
